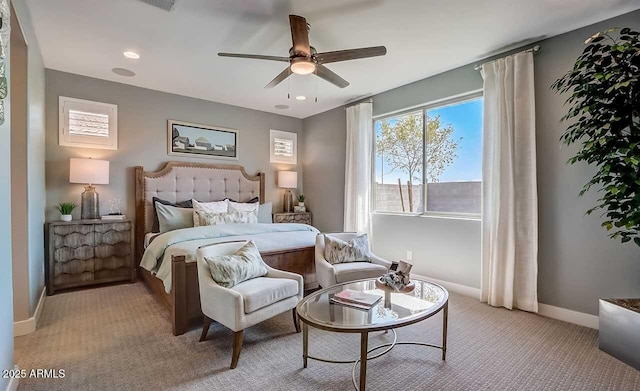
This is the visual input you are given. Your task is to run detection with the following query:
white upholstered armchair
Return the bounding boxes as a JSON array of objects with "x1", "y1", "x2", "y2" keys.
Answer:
[
  {"x1": 315, "y1": 233, "x2": 392, "y2": 288},
  {"x1": 196, "y1": 241, "x2": 303, "y2": 369}
]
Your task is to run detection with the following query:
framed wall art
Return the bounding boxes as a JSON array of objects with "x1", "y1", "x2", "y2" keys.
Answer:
[{"x1": 168, "y1": 120, "x2": 238, "y2": 160}]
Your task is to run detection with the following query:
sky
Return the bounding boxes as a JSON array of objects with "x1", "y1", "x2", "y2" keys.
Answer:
[{"x1": 375, "y1": 97, "x2": 483, "y2": 184}]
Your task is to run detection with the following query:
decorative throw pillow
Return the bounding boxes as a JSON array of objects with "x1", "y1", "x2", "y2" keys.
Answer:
[
  {"x1": 257, "y1": 202, "x2": 273, "y2": 224},
  {"x1": 228, "y1": 200, "x2": 259, "y2": 213},
  {"x1": 324, "y1": 234, "x2": 371, "y2": 264},
  {"x1": 192, "y1": 199, "x2": 228, "y2": 227},
  {"x1": 152, "y1": 197, "x2": 193, "y2": 232},
  {"x1": 194, "y1": 210, "x2": 258, "y2": 227},
  {"x1": 155, "y1": 202, "x2": 194, "y2": 233},
  {"x1": 226, "y1": 197, "x2": 259, "y2": 204},
  {"x1": 204, "y1": 241, "x2": 268, "y2": 288}
]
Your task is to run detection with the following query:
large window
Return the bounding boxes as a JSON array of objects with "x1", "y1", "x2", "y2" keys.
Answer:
[{"x1": 374, "y1": 93, "x2": 483, "y2": 216}]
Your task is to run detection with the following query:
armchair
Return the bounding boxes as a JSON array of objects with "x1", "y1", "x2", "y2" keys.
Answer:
[
  {"x1": 196, "y1": 241, "x2": 303, "y2": 369},
  {"x1": 315, "y1": 233, "x2": 392, "y2": 288}
]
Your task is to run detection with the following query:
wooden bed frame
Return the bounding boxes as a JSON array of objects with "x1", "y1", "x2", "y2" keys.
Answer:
[{"x1": 135, "y1": 162, "x2": 317, "y2": 336}]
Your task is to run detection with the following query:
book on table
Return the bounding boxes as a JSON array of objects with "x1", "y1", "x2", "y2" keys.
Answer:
[
  {"x1": 101, "y1": 215, "x2": 126, "y2": 221},
  {"x1": 330, "y1": 289, "x2": 382, "y2": 310}
]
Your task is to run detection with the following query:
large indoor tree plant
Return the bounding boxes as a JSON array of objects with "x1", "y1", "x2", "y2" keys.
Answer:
[
  {"x1": 552, "y1": 27, "x2": 639, "y2": 246},
  {"x1": 552, "y1": 27, "x2": 640, "y2": 370}
]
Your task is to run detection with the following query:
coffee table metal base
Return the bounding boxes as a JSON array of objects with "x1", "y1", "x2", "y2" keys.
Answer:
[{"x1": 301, "y1": 303, "x2": 448, "y2": 391}]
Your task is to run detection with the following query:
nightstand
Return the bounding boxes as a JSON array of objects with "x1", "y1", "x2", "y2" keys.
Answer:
[
  {"x1": 273, "y1": 212, "x2": 312, "y2": 225},
  {"x1": 45, "y1": 219, "x2": 134, "y2": 295}
]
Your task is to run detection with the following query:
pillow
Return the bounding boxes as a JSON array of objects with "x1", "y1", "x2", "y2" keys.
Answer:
[
  {"x1": 203, "y1": 241, "x2": 268, "y2": 288},
  {"x1": 155, "y1": 202, "x2": 194, "y2": 233},
  {"x1": 193, "y1": 199, "x2": 228, "y2": 227},
  {"x1": 226, "y1": 197, "x2": 259, "y2": 204},
  {"x1": 194, "y1": 210, "x2": 258, "y2": 226},
  {"x1": 228, "y1": 200, "x2": 259, "y2": 223},
  {"x1": 324, "y1": 234, "x2": 371, "y2": 264},
  {"x1": 152, "y1": 197, "x2": 193, "y2": 232},
  {"x1": 228, "y1": 200, "x2": 259, "y2": 213},
  {"x1": 257, "y1": 202, "x2": 273, "y2": 224}
]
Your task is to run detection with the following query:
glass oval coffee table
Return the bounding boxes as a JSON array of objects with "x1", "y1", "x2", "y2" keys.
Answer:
[{"x1": 296, "y1": 278, "x2": 449, "y2": 391}]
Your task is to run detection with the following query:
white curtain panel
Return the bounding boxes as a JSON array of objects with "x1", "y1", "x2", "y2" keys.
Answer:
[
  {"x1": 344, "y1": 102, "x2": 373, "y2": 235},
  {"x1": 480, "y1": 52, "x2": 538, "y2": 313}
]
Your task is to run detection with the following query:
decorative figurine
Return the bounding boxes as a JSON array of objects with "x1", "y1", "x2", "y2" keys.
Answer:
[{"x1": 379, "y1": 260, "x2": 413, "y2": 291}]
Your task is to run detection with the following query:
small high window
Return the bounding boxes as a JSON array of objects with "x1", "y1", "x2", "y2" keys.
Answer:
[
  {"x1": 270, "y1": 129, "x2": 297, "y2": 164},
  {"x1": 59, "y1": 96, "x2": 118, "y2": 150}
]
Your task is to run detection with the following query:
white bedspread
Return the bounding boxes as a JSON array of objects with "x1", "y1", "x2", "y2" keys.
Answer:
[{"x1": 140, "y1": 223, "x2": 319, "y2": 293}]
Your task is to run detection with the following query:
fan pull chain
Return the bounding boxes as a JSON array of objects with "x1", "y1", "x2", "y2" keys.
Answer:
[
  {"x1": 287, "y1": 68, "x2": 291, "y2": 99},
  {"x1": 314, "y1": 68, "x2": 318, "y2": 102}
]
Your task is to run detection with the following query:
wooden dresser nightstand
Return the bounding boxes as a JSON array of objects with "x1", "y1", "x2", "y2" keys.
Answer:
[
  {"x1": 273, "y1": 212, "x2": 312, "y2": 225},
  {"x1": 46, "y1": 219, "x2": 134, "y2": 295}
]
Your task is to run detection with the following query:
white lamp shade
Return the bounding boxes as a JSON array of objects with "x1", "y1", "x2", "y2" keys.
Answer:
[
  {"x1": 278, "y1": 171, "x2": 297, "y2": 189},
  {"x1": 69, "y1": 158, "x2": 110, "y2": 185}
]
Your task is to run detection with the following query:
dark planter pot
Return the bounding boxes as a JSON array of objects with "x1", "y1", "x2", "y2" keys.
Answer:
[{"x1": 599, "y1": 299, "x2": 640, "y2": 370}]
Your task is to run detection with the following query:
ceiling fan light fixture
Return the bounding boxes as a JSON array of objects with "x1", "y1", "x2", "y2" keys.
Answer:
[{"x1": 290, "y1": 59, "x2": 316, "y2": 75}]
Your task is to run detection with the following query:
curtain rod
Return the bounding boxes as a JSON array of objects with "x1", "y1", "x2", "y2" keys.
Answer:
[
  {"x1": 344, "y1": 98, "x2": 373, "y2": 109},
  {"x1": 473, "y1": 45, "x2": 541, "y2": 71}
]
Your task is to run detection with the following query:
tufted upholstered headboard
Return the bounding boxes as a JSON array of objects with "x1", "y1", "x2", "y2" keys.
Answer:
[{"x1": 134, "y1": 162, "x2": 265, "y2": 262}]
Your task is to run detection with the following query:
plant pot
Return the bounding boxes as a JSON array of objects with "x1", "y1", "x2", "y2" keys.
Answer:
[
  {"x1": 60, "y1": 214, "x2": 72, "y2": 222},
  {"x1": 599, "y1": 298, "x2": 640, "y2": 370},
  {"x1": 298, "y1": 202, "x2": 305, "y2": 207}
]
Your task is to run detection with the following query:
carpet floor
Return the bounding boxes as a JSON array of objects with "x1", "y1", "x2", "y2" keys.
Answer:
[{"x1": 14, "y1": 282, "x2": 640, "y2": 391}]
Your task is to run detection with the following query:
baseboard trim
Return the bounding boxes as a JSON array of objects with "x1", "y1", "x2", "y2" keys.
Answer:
[
  {"x1": 412, "y1": 274, "x2": 598, "y2": 330},
  {"x1": 6, "y1": 366, "x2": 19, "y2": 391},
  {"x1": 412, "y1": 273, "x2": 481, "y2": 299},
  {"x1": 538, "y1": 303, "x2": 599, "y2": 330},
  {"x1": 14, "y1": 288, "x2": 46, "y2": 336}
]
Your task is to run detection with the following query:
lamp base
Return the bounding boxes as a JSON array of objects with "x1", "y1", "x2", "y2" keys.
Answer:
[
  {"x1": 81, "y1": 185, "x2": 100, "y2": 220},
  {"x1": 283, "y1": 189, "x2": 294, "y2": 213}
]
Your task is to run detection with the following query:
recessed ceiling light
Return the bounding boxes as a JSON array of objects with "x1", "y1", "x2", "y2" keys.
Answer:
[
  {"x1": 275, "y1": 104, "x2": 289, "y2": 109},
  {"x1": 112, "y1": 68, "x2": 136, "y2": 77},
  {"x1": 295, "y1": 96, "x2": 306, "y2": 101},
  {"x1": 123, "y1": 51, "x2": 140, "y2": 59}
]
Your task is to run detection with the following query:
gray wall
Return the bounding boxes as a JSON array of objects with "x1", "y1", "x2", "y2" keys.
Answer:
[
  {"x1": 10, "y1": 0, "x2": 46, "y2": 322},
  {"x1": 0, "y1": 5, "x2": 13, "y2": 387},
  {"x1": 534, "y1": 10, "x2": 640, "y2": 314},
  {"x1": 301, "y1": 106, "x2": 346, "y2": 232},
  {"x1": 303, "y1": 9, "x2": 640, "y2": 314},
  {"x1": 45, "y1": 70, "x2": 303, "y2": 223}
]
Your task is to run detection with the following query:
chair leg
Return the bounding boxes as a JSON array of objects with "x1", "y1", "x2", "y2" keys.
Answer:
[
  {"x1": 230, "y1": 330, "x2": 244, "y2": 369},
  {"x1": 199, "y1": 316, "x2": 212, "y2": 342},
  {"x1": 292, "y1": 308, "x2": 301, "y2": 333}
]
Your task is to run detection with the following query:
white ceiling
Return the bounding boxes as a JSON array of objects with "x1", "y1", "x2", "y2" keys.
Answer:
[{"x1": 26, "y1": 0, "x2": 640, "y2": 119}]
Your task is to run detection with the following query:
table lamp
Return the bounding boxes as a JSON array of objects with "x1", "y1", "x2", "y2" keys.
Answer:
[
  {"x1": 69, "y1": 158, "x2": 110, "y2": 219},
  {"x1": 278, "y1": 171, "x2": 297, "y2": 213}
]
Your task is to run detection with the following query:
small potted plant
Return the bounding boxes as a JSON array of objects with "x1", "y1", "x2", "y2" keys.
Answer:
[
  {"x1": 297, "y1": 194, "x2": 305, "y2": 207},
  {"x1": 56, "y1": 202, "x2": 77, "y2": 222}
]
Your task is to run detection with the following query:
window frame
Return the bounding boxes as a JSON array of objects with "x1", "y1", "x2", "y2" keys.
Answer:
[
  {"x1": 59, "y1": 96, "x2": 118, "y2": 150},
  {"x1": 371, "y1": 90, "x2": 483, "y2": 220}
]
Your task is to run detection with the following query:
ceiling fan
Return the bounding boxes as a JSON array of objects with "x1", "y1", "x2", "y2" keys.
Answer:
[{"x1": 218, "y1": 15, "x2": 387, "y2": 89}]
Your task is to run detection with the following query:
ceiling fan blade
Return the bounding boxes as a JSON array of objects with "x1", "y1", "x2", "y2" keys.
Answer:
[
  {"x1": 289, "y1": 15, "x2": 310, "y2": 57},
  {"x1": 265, "y1": 67, "x2": 291, "y2": 88},
  {"x1": 218, "y1": 53, "x2": 290, "y2": 62},
  {"x1": 315, "y1": 46, "x2": 387, "y2": 64},
  {"x1": 315, "y1": 65, "x2": 349, "y2": 88}
]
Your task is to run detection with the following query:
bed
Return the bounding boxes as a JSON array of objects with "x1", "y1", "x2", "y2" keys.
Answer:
[{"x1": 135, "y1": 162, "x2": 318, "y2": 336}]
